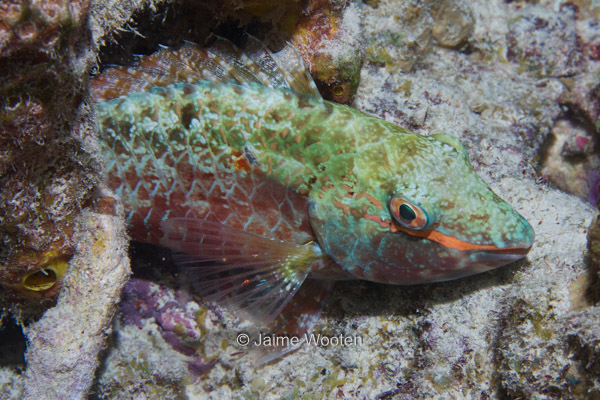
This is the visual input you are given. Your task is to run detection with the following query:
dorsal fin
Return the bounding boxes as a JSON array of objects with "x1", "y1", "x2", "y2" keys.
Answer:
[
  {"x1": 91, "y1": 35, "x2": 323, "y2": 104},
  {"x1": 241, "y1": 35, "x2": 291, "y2": 90},
  {"x1": 206, "y1": 36, "x2": 266, "y2": 87},
  {"x1": 270, "y1": 40, "x2": 323, "y2": 100}
]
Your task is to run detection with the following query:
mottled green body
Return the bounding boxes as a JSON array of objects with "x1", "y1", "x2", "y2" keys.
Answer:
[
  {"x1": 93, "y1": 39, "x2": 534, "y2": 360},
  {"x1": 97, "y1": 77, "x2": 533, "y2": 285}
]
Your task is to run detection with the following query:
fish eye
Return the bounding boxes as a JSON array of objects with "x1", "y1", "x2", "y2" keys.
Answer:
[{"x1": 389, "y1": 195, "x2": 431, "y2": 230}]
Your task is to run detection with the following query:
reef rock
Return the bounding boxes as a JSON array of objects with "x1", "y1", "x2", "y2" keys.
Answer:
[{"x1": 1, "y1": 0, "x2": 600, "y2": 399}]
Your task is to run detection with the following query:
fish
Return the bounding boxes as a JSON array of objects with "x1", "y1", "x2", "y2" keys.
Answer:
[{"x1": 91, "y1": 35, "x2": 535, "y2": 361}]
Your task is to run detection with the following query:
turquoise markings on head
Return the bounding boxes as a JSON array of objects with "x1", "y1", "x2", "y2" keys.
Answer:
[{"x1": 308, "y1": 130, "x2": 534, "y2": 285}]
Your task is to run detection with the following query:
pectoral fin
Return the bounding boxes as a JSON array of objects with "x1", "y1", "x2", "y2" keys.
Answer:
[{"x1": 160, "y1": 218, "x2": 322, "y2": 324}]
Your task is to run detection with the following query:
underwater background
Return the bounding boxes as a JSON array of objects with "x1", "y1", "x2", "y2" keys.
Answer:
[{"x1": 1, "y1": 0, "x2": 600, "y2": 399}]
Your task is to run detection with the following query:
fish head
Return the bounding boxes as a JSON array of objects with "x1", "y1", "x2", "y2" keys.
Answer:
[{"x1": 309, "y1": 132, "x2": 534, "y2": 284}]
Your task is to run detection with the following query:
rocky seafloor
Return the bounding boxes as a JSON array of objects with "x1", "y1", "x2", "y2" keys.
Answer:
[{"x1": 1, "y1": 0, "x2": 600, "y2": 399}]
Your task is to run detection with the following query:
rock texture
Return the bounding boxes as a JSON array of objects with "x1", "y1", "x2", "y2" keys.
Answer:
[
  {"x1": 1, "y1": 0, "x2": 599, "y2": 399},
  {"x1": 0, "y1": 1, "x2": 132, "y2": 398},
  {"x1": 22, "y1": 211, "x2": 130, "y2": 400}
]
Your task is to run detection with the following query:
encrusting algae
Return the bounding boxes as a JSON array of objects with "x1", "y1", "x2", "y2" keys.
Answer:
[{"x1": 91, "y1": 35, "x2": 534, "y2": 361}]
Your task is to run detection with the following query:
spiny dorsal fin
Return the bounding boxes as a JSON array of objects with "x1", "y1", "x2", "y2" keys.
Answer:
[
  {"x1": 271, "y1": 41, "x2": 323, "y2": 101},
  {"x1": 206, "y1": 36, "x2": 267, "y2": 87},
  {"x1": 91, "y1": 35, "x2": 323, "y2": 104},
  {"x1": 91, "y1": 45, "x2": 205, "y2": 102},
  {"x1": 241, "y1": 35, "x2": 291, "y2": 90}
]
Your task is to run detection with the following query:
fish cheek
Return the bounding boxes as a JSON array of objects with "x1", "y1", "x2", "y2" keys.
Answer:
[
  {"x1": 377, "y1": 233, "x2": 464, "y2": 284},
  {"x1": 308, "y1": 200, "x2": 389, "y2": 279},
  {"x1": 307, "y1": 199, "x2": 356, "y2": 264},
  {"x1": 377, "y1": 233, "x2": 428, "y2": 273}
]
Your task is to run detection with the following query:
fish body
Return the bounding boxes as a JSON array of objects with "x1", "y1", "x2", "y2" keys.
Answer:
[{"x1": 92, "y1": 37, "x2": 534, "y2": 357}]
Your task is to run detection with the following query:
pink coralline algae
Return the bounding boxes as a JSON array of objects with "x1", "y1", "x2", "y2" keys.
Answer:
[
  {"x1": 121, "y1": 278, "x2": 201, "y2": 354},
  {"x1": 120, "y1": 278, "x2": 217, "y2": 375},
  {"x1": 540, "y1": 107, "x2": 600, "y2": 206}
]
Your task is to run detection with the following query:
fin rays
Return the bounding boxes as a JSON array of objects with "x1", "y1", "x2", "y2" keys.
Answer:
[
  {"x1": 91, "y1": 34, "x2": 323, "y2": 104},
  {"x1": 160, "y1": 218, "x2": 322, "y2": 324},
  {"x1": 255, "y1": 279, "x2": 334, "y2": 364}
]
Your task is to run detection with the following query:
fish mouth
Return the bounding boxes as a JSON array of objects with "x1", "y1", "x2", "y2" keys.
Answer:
[
  {"x1": 393, "y1": 219, "x2": 535, "y2": 268},
  {"x1": 481, "y1": 221, "x2": 535, "y2": 259},
  {"x1": 463, "y1": 221, "x2": 535, "y2": 267},
  {"x1": 479, "y1": 242, "x2": 532, "y2": 256},
  {"x1": 468, "y1": 239, "x2": 533, "y2": 267}
]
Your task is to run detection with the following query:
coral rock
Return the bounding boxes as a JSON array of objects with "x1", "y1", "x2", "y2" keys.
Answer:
[
  {"x1": 506, "y1": 6, "x2": 583, "y2": 77},
  {"x1": 120, "y1": 278, "x2": 205, "y2": 357},
  {"x1": 0, "y1": 0, "x2": 90, "y2": 58},
  {"x1": 541, "y1": 108, "x2": 600, "y2": 205},
  {"x1": 0, "y1": 0, "x2": 96, "y2": 307},
  {"x1": 21, "y1": 212, "x2": 130, "y2": 400},
  {"x1": 431, "y1": 0, "x2": 474, "y2": 48},
  {"x1": 288, "y1": 1, "x2": 364, "y2": 104},
  {"x1": 565, "y1": 307, "x2": 600, "y2": 396},
  {"x1": 364, "y1": 0, "x2": 433, "y2": 73}
]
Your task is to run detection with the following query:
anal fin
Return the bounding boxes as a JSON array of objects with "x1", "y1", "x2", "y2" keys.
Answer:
[{"x1": 254, "y1": 279, "x2": 334, "y2": 365}]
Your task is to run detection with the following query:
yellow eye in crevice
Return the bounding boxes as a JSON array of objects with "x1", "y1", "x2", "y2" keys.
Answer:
[{"x1": 389, "y1": 196, "x2": 431, "y2": 230}]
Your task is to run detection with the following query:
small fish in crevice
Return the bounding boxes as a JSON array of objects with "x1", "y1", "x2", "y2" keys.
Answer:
[{"x1": 91, "y1": 35, "x2": 534, "y2": 362}]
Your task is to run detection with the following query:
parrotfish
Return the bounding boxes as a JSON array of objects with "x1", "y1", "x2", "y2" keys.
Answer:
[{"x1": 91, "y1": 36, "x2": 534, "y2": 359}]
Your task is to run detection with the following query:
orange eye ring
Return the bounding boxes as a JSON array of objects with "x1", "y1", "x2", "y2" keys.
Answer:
[{"x1": 389, "y1": 196, "x2": 431, "y2": 230}]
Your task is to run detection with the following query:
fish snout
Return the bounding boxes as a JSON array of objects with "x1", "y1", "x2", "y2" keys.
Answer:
[
  {"x1": 476, "y1": 216, "x2": 535, "y2": 264},
  {"x1": 503, "y1": 216, "x2": 535, "y2": 254}
]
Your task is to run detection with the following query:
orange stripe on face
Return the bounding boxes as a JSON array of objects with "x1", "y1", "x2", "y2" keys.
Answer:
[
  {"x1": 364, "y1": 214, "x2": 389, "y2": 228},
  {"x1": 362, "y1": 215, "x2": 529, "y2": 254},
  {"x1": 356, "y1": 193, "x2": 383, "y2": 209},
  {"x1": 332, "y1": 200, "x2": 350, "y2": 215},
  {"x1": 394, "y1": 224, "x2": 528, "y2": 253}
]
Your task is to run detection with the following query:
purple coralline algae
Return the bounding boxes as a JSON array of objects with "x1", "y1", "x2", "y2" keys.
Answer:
[
  {"x1": 121, "y1": 278, "x2": 205, "y2": 358},
  {"x1": 118, "y1": 272, "x2": 239, "y2": 382}
]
